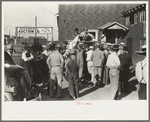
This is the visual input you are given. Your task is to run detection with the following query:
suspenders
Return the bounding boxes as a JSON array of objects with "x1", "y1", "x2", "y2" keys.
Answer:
[{"x1": 139, "y1": 61, "x2": 146, "y2": 83}]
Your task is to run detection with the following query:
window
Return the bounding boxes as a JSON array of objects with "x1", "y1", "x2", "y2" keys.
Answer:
[
  {"x1": 88, "y1": 30, "x2": 98, "y2": 41},
  {"x1": 140, "y1": 10, "x2": 146, "y2": 22},
  {"x1": 129, "y1": 14, "x2": 134, "y2": 25},
  {"x1": 134, "y1": 13, "x2": 138, "y2": 24},
  {"x1": 126, "y1": 16, "x2": 130, "y2": 26}
]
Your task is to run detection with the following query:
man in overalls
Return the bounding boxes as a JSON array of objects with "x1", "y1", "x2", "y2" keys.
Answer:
[{"x1": 65, "y1": 49, "x2": 80, "y2": 99}]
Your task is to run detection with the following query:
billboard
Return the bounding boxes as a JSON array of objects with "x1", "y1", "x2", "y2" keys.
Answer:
[{"x1": 17, "y1": 27, "x2": 52, "y2": 34}]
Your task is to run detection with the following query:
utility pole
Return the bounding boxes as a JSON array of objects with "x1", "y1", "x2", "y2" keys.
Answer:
[{"x1": 35, "y1": 16, "x2": 37, "y2": 37}]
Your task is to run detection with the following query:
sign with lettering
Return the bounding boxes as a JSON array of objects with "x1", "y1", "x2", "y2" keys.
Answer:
[{"x1": 17, "y1": 27, "x2": 52, "y2": 34}]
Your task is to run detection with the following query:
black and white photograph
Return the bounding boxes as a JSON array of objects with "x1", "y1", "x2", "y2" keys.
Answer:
[{"x1": 2, "y1": 1, "x2": 149, "y2": 120}]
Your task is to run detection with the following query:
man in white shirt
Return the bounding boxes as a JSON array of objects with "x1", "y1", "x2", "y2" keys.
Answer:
[
  {"x1": 106, "y1": 45, "x2": 120, "y2": 100},
  {"x1": 86, "y1": 46, "x2": 94, "y2": 83},
  {"x1": 22, "y1": 45, "x2": 34, "y2": 79},
  {"x1": 135, "y1": 45, "x2": 147, "y2": 100}
]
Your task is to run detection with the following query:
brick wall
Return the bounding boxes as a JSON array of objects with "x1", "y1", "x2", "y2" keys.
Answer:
[{"x1": 58, "y1": 4, "x2": 139, "y2": 43}]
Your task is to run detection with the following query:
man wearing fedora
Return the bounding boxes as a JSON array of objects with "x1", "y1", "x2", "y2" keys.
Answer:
[
  {"x1": 106, "y1": 45, "x2": 120, "y2": 100},
  {"x1": 91, "y1": 43, "x2": 104, "y2": 87},
  {"x1": 103, "y1": 43, "x2": 110, "y2": 85},
  {"x1": 46, "y1": 43, "x2": 64, "y2": 98},
  {"x1": 119, "y1": 46, "x2": 132, "y2": 94},
  {"x1": 135, "y1": 45, "x2": 147, "y2": 100},
  {"x1": 65, "y1": 49, "x2": 80, "y2": 99}
]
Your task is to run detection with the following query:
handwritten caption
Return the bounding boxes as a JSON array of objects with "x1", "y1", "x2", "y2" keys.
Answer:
[{"x1": 76, "y1": 102, "x2": 91, "y2": 105}]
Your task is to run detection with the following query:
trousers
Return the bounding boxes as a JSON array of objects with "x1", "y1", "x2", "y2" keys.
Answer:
[
  {"x1": 138, "y1": 83, "x2": 146, "y2": 100},
  {"x1": 109, "y1": 69, "x2": 120, "y2": 100},
  {"x1": 93, "y1": 66, "x2": 102, "y2": 85},
  {"x1": 68, "y1": 76, "x2": 79, "y2": 98},
  {"x1": 50, "y1": 67, "x2": 63, "y2": 98},
  {"x1": 87, "y1": 61, "x2": 94, "y2": 82}
]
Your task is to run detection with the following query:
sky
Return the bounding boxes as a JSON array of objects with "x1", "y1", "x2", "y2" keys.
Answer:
[{"x1": 3, "y1": 2, "x2": 59, "y2": 41}]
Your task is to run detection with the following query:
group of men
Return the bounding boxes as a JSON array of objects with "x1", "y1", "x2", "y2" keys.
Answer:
[{"x1": 43, "y1": 40, "x2": 134, "y2": 100}]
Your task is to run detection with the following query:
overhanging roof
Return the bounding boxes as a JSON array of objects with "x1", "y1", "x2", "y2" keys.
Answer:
[{"x1": 98, "y1": 22, "x2": 129, "y2": 31}]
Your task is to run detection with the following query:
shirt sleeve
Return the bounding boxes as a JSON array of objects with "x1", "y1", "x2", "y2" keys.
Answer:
[
  {"x1": 90, "y1": 52, "x2": 94, "y2": 61},
  {"x1": 22, "y1": 52, "x2": 28, "y2": 62},
  {"x1": 115, "y1": 56, "x2": 120, "y2": 67},
  {"x1": 65, "y1": 58, "x2": 70, "y2": 72},
  {"x1": 46, "y1": 54, "x2": 51, "y2": 67},
  {"x1": 60, "y1": 54, "x2": 64, "y2": 68},
  {"x1": 106, "y1": 55, "x2": 110, "y2": 68},
  {"x1": 135, "y1": 62, "x2": 142, "y2": 83}
]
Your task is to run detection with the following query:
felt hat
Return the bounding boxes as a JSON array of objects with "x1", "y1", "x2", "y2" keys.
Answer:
[
  {"x1": 24, "y1": 44, "x2": 30, "y2": 50},
  {"x1": 111, "y1": 45, "x2": 119, "y2": 51},
  {"x1": 55, "y1": 44, "x2": 61, "y2": 48}
]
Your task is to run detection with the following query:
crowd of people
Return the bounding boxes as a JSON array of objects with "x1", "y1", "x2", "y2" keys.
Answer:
[
  {"x1": 5, "y1": 28, "x2": 147, "y2": 100},
  {"x1": 25, "y1": 40, "x2": 133, "y2": 100}
]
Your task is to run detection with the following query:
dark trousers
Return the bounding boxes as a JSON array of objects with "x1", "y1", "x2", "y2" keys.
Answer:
[
  {"x1": 138, "y1": 83, "x2": 146, "y2": 100},
  {"x1": 119, "y1": 70, "x2": 129, "y2": 93},
  {"x1": 68, "y1": 76, "x2": 79, "y2": 98}
]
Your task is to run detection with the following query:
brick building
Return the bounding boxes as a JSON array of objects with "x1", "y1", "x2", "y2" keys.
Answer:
[{"x1": 58, "y1": 3, "x2": 147, "y2": 58}]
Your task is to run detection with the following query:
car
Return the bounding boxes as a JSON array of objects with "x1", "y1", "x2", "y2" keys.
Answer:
[{"x1": 4, "y1": 51, "x2": 41, "y2": 101}]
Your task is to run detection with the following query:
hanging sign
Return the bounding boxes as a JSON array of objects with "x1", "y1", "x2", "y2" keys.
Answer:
[{"x1": 17, "y1": 27, "x2": 52, "y2": 34}]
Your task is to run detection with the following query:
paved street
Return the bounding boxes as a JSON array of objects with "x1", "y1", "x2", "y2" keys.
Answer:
[{"x1": 33, "y1": 68, "x2": 140, "y2": 101}]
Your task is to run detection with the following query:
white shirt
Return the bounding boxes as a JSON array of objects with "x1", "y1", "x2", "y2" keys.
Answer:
[
  {"x1": 22, "y1": 51, "x2": 34, "y2": 62},
  {"x1": 42, "y1": 50, "x2": 51, "y2": 57},
  {"x1": 135, "y1": 57, "x2": 147, "y2": 84},
  {"x1": 86, "y1": 50, "x2": 93, "y2": 61},
  {"x1": 69, "y1": 35, "x2": 80, "y2": 49},
  {"x1": 106, "y1": 52, "x2": 120, "y2": 69}
]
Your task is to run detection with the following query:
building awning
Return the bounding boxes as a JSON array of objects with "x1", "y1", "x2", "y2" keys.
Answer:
[{"x1": 98, "y1": 21, "x2": 129, "y2": 32}]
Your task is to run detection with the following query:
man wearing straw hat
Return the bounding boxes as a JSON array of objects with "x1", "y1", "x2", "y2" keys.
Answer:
[
  {"x1": 91, "y1": 43, "x2": 104, "y2": 87},
  {"x1": 135, "y1": 45, "x2": 147, "y2": 100},
  {"x1": 46, "y1": 43, "x2": 64, "y2": 98},
  {"x1": 106, "y1": 45, "x2": 120, "y2": 100}
]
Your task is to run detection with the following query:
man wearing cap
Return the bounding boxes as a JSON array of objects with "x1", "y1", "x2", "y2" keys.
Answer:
[
  {"x1": 106, "y1": 45, "x2": 120, "y2": 100},
  {"x1": 135, "y1": 45, "x2": 147, "y2": 100},
  {"x1": 86, "y1": 46, "x2": 94, "y2": 83},
  {"x1": 119, "y1": 46, "x2": 132, "y2": 94},
  {"x1": 65, "y1": 49, "x2": 80, "y2": 99},
  {"x1": 46, "y1": 43, "x2": 64, "y2": 98},
  {"x1": 91, "y1": 44, "x2": 104, "y2": 86}
]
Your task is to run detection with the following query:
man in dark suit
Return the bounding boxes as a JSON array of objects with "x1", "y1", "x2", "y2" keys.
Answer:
[{"x1": 119, "y1": 46, "x2": 132, "y2": 94}]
